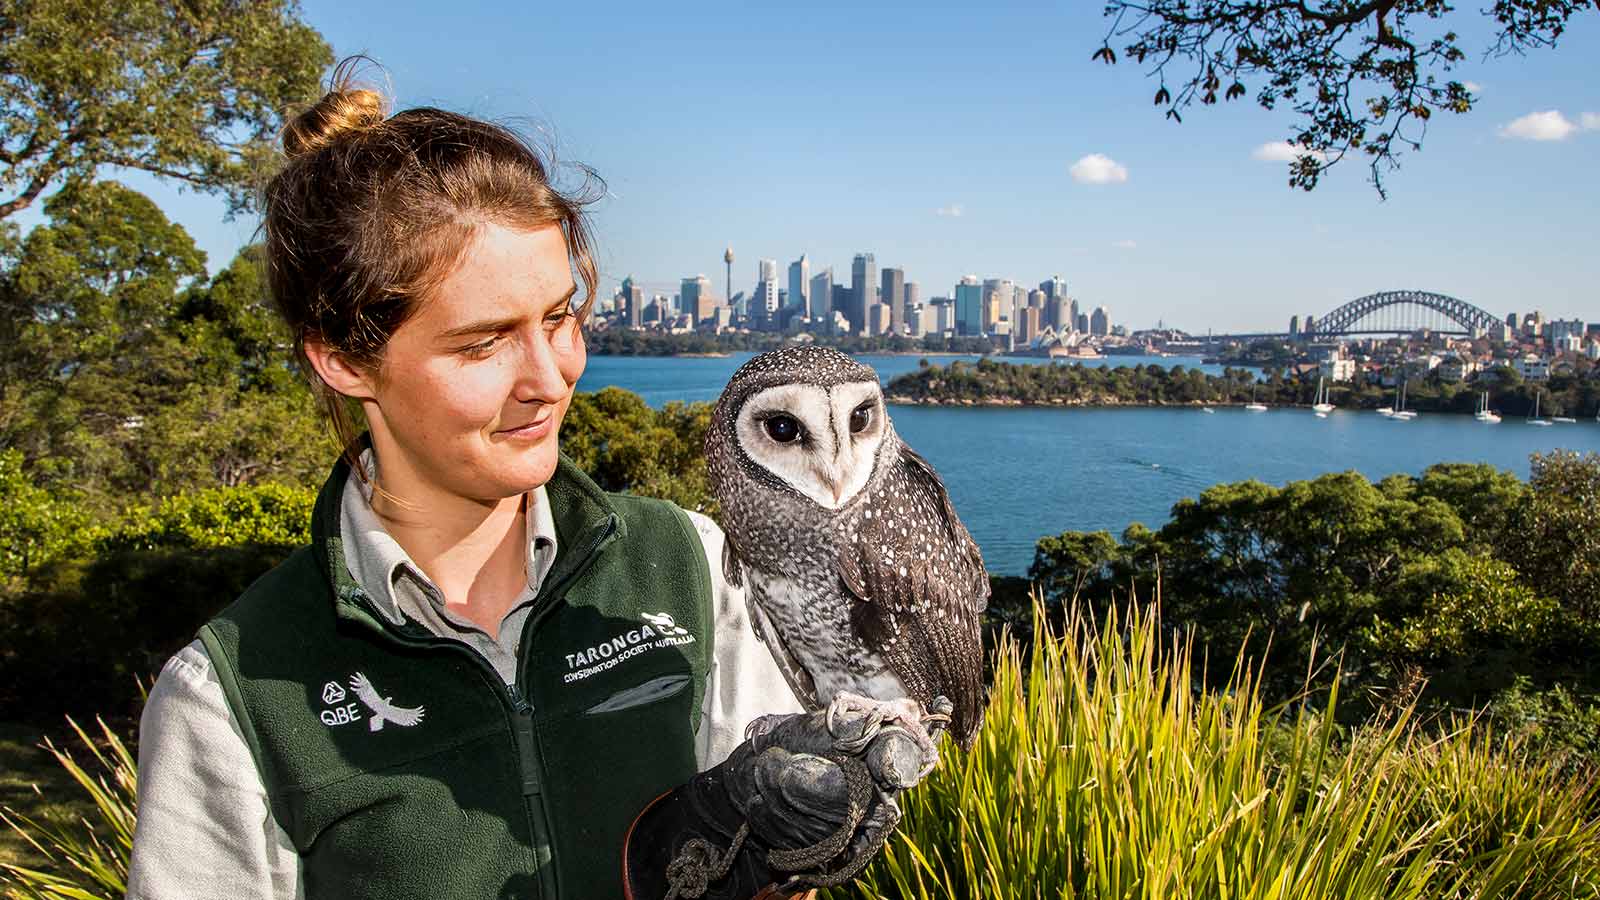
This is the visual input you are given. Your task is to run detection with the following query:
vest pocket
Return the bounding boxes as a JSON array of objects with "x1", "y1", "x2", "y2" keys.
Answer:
[{"x1": 583, "y1": 673, "x2": 691, "y2": 715}]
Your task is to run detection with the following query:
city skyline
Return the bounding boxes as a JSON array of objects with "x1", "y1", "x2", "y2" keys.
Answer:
[{"x1": 13, "y1": 1, "x2": 1595, "y2": 334}]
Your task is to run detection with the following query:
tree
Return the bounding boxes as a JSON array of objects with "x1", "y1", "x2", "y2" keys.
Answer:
[
  {"x1": 0, "y1": 0, "x2": 332, "y2": 219},
  {"x1": 1096, "y1": 1, "x2": 1593, "y2": 196}
]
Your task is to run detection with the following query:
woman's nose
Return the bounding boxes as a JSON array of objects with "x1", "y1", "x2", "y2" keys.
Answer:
[{"x1": 512, "y1": 329, "x2": 572, "y2": 403}]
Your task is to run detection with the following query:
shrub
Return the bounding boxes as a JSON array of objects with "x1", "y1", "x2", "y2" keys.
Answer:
[{"x1": 826, "y1": 598, "x2": 1600, "y2": 899}]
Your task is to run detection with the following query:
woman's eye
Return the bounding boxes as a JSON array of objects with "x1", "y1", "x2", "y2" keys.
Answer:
[
  {"x1": 763, "y1": 414, "x2": 802, "y2": 444},
  {"x1": 849, "y1": 404, "x2": 873, "y2": 434},
  {"x1": 459, "y1": 336, "x2": 501, "y2": 357}
]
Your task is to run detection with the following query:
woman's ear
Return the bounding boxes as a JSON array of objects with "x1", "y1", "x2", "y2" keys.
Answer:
[{"x1": 303, "y1": 339, "x2": 377, "y2": 401}]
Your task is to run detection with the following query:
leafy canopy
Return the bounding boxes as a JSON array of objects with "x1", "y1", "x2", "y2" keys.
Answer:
[
  {"x1": 1097, "y1": 1, "x2": 1593, "y2": 196},
  {"x1": 0, "y1": 0, "x2": 332, "y2": 218}
]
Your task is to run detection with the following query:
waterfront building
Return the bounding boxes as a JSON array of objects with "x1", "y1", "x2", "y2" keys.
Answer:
[
  {"x1": 931, "y1": 298, "x2": 954, "y2": 335},
  {"x1": 1069, "y1": 299, "x2": 1081, "y2": 333},
  {"x1": 954, "y1": 277, "x2": 983, "y2": 336},
  {"x1": 752, "y1": 259, "x2": 780, "y2": 331},
  {"x1": 1021, "y1": 306, "x2": 1041, "y2": 343},
  {"x1": 713, "y1": 306, "x2": 733, "y2": 332},
  {"x1": 1320, "y1": 357, "x2": 1358, "y2": 382},
  {"x1": 809, "y1": 268, "x2": 833, "y2": 328},
  {"x1": 850, "y1": 253, "x2": 877, "y2": 335},
  {"x1": 1587, "y1": 340, "x2": 1600, "y2": 360},
  {"x1": 904, "y1": 282, "x2": 920, "y2": 314},
  {"x1": 992, "y1": 319, "x2": 1014, "y2": 352},
  {"x1": 1090, "y1": 306, "x2": 1110, "y2": 336},
  {"x1": 621, "y1": 276, "x2": 643, "y2": 329},
  {"x1": 680, "y1": 275, "x2": 714, "y2": 325},
  {"x1": 1076, "y1": 312, "x2": 1089, "y2": 333},
  {"x1": 1558, "y1": 333, "x2": 1584, "y2": 353},
  {"x1": 907, "y1": 304, "x2": 926, "y2": 337},
  {"x1": 787, "y1": 255, "x2": 809, "y2": 316},
  {"x1": 1549, "y1": 318, "x2": 1586, "y2": 343},
  {"x1": 881, "y1": 267, "x2": 905, "y2": 336},
  {"x1": 1516, "y1": 353, "x2": 1551, "y2": 381},
  {"x1": 868, "y1": 303, "x2": 891, "y2": 336},
  {"x1": 831, "y1": 284, "x2": 851, "y2": 323}
]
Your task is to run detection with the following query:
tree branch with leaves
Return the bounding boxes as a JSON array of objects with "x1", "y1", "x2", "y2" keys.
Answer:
[
  {"x1": 0, "y1": 0, "x2": 332, "y2": 220},
  {"x1": 1096, "y1": 0, "x2": 1594, "y2": 196}
]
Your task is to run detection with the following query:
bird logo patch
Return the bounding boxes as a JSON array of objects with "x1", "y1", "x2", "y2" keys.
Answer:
[{"x1": 319, "y1": 672, "x2": 425, "y2": 730}]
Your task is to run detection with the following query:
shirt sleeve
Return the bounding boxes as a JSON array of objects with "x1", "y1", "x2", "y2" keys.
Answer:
[
  {"x1": 683, "y1": 509, "x2": 808, "y2": 770},
  {"x1": 127, "y1": 641, "x2": 302, "y2": 900}
]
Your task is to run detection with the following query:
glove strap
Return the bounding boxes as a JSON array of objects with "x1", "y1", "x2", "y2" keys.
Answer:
[{"x1": 664, "y1": 824, "x2": 749, "y2": 900}]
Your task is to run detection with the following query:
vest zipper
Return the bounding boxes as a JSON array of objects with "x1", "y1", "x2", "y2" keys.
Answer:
[
  {"x1": 508, "y1": 514, "x2": 617, "y2": 900},
  {"x1": 341, "y1": 513, "x2": 618, "y2": 900}
]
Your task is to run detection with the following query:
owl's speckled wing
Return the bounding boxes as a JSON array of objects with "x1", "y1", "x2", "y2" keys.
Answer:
[{"x1": 838, "y1": 444, "x2": 988, "y2": 747}]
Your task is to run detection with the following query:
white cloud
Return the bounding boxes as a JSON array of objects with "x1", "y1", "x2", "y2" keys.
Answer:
[
  {"x1": 1069, "y1": 153, "x2": 1129, "y2": 185},
  {"x1": 1462, "y1": 81, "x2": 1483, "y2": 94},
  {"x1": 1111, "y1": 239, "x2": 1137, "y2": 250},
  {"x1": 1583, "y1": 112, "x2": 1600, "y2": 131},
  {"x1": 1252, "y1": 141, "x2": 1328, "y2": 162},
  {"x1": 934, "y1": 203, "x2": 964, "y2": 217},
  {"x1": 1498, "y1": 110, "x2": 1577, "y2": 141}
]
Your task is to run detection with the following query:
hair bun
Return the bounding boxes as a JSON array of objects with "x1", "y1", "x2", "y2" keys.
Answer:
[{"x1": 282, "y1": 87, "x2": 387, "y2": 159}]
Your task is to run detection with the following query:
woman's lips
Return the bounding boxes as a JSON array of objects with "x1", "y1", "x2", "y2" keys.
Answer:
[{"x1": 496, "y1": 412, "x2": 554, "y2": 441}]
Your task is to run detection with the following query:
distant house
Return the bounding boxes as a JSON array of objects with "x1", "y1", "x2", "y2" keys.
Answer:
[
  {"x1": 1319, "y1": 357, "x2": 1358, "y2": 382},
  {"x1": 1436, "y1": 355, "x2": 1478, "y2": 383},
  {"x1": 1516, "y1": 353, "x2": 1551, "y2": 381}
]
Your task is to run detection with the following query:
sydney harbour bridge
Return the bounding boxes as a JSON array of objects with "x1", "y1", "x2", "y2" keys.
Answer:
[{"x1": 1199, "y1": 290, "x2": 1503, "y2": 343}]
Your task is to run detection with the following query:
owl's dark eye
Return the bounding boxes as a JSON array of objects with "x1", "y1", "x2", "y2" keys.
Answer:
[
  {"x1": 849, "y1": 404, "x2": 873, "y2": 434},
  {"x1": 763, "y1": 414, "x2": 802, "y2": 443}
]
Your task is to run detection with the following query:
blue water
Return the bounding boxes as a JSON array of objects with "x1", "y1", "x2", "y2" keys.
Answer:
[{"x1": 578, "y1": 353, "x2": 1600, "y2": 575}]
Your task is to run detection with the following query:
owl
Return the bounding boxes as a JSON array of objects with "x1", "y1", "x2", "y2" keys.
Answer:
[{"x1": 706, "y1": 346, "x2": 989, "y2": 748}]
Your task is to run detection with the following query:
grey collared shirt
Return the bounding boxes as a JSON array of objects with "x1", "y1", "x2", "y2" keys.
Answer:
[
  {"x1": 126, "y1": 466, "x2": 804, "y2": 900},
  {"x1": 338, "y1": 456, "x2": 559, "y2": 683}
]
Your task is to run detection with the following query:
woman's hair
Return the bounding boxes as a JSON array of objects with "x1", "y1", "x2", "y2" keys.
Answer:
[{"x1": 263, "y1": 58, "x2": 602, "y2": 459}]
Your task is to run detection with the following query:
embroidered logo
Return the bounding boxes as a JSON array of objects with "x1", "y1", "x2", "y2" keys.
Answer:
[
  {"x1": 562, "y1": 612, "x2": 697, "y2": 684},
  {"x1": 349, "y1": 673, "x2": 426, "y2": 731},
  {"x1": 641, "y1": 611, "x2": 690, "y2": 636},
  {"x1": 321, "y1": 681, "x2": 346, "y2": 705}
]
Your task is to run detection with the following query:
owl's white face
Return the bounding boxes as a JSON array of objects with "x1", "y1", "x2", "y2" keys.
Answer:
[{"x1": 734, "y1": 379, "x2": 887, "y2": 509}]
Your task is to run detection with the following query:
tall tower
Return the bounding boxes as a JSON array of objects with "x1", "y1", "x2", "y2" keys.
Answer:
[
  {"x1": 881, "y1": 267, "x2": 905, "y2": 336},
  {"x1": 724, "y1": 246, "x2": 734, "y2": 308},
  {"x1": 850, "y1": 253, "x2": 876, "y2": 335}
]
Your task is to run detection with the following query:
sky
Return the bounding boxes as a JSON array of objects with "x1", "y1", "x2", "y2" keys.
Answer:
[{"x1": 18, "y1": 1, "x2": 1600, "y2": 333}]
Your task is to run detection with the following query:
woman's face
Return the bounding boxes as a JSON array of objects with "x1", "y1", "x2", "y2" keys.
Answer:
[{"x1": 357, "y1": 222, "x2": 587, "y2": 505}]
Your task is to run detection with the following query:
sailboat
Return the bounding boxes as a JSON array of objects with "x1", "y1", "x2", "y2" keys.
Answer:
[
  {"x1": 1311, "y1": 376, "x2": 1335, "y2": 416},
  {"x1": 1528, "y1": 390, "x2": 1553, "y2": 426},
  {"x1": 1392, "y1": 381, "x2": 1418, "y2": 420},
  {"x1": 1377, "y1": 381, "x2": 1396, "y2": 417},
  {"x1": 1245, "y1": 384, "x2": 1268, "y2": 412},
  {"x1": 1474, "y1": 391, "x2": 1501, "y2": 423}
]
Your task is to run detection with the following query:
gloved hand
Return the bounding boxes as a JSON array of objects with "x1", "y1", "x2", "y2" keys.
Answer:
[{"x1": 622, "y1": 693, "x2": 951, "y2": 900}]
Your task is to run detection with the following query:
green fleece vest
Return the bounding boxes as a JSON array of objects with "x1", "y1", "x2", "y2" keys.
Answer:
[{"x1": 199, "y1": 455, "x2": 714, "y2": 900}]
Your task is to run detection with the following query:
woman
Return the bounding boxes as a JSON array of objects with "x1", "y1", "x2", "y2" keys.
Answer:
[{"x1": 126, "y1": 67, "x2": 932, "y2": 900}]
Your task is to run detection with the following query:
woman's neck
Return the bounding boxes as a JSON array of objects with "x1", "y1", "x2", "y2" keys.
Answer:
[{"x1": 368, "y1": 462, "x2": 530, "y2": 635}]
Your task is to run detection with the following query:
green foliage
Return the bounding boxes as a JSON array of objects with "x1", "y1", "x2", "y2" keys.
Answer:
[
  {"x1": 560, "y1": 388, "x2": 716, "y2": 513},
  {"x1": 0, "y1": 482, "x2": 313, "y2": 721},
  {"x1": 1028, "y1": 459, "x2": 1600, "y2": 752},
  {"x1": 1500, "y1": 450, "x2": 1600, "y2": 618},
  {"x1": 0, "y1": 0, "x2": 333, "y2": 219},
  {"x1": 828, "y1": 598, "x2": 1600, "y2": 899},
  {"x1": 0, "y1": 449, "x2": 87, "y2": 586},
  {"x1": 1097, "y1": 0, "x2": 1593, "y2": 196},
  {"x1": 0, "y1": 718, "x2": 135, "y2": 899}
]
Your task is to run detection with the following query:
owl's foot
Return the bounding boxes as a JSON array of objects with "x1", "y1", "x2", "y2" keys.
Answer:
[{"x1": 825, "y1": 692, "x2": 942, "y2": 785}]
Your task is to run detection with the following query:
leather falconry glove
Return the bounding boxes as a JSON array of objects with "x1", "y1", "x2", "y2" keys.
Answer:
[{"x1": 622, "y1": 693, "x2": 952, "y2": 900}]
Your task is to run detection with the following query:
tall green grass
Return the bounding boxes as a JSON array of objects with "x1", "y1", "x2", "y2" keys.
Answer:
[
  {"x1": 830, "y1": 602, "x2": 1600, "y2": 899},
  {"x1": 0, "y1": 718, "x2": 134, "y2": 899}
]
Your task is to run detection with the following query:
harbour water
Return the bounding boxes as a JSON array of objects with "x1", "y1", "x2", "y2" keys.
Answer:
[{"x1": 578, "y1": 352, "x2": 1600, "y2": 575}]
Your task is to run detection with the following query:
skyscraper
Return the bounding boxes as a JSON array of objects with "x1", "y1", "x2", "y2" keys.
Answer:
[
  {"x1": 850, "y1": 253, "x2": 876, "y2": 335},
  {"x1": 1090, "y1": 306, "x2": 1110, "y2": 336},
  {"x1": 680, "y1": 275, "x2": 713, "y2": 325},
  {"x1": 621, "y1": 275, "x2": 643, "y2": 329},
  {"x1": 787, "y1": 255, "x2": 809, "y2": 315},
  {"x1": 880, "y1": 267, "x2": 905, "y2": 335},
  {"x1": 809, "y1": 268, "x2": 833, "y2": 328},
  {"x1": 904, "y1": 282, "x2": 920, "y2": 311},
  {"x1": 954, "y1": 277, "x2": 983, "y2": 336},
  {"x1": 754, "y1": 259, "x2": 780, "y2": 331}
]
